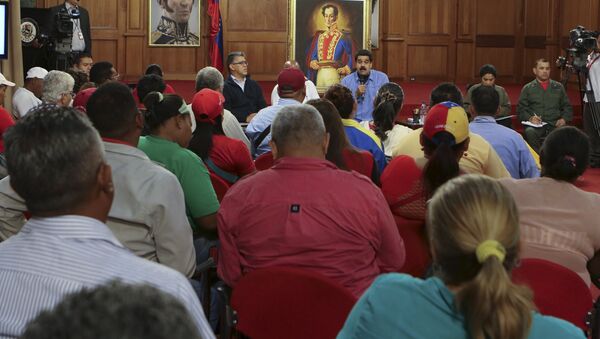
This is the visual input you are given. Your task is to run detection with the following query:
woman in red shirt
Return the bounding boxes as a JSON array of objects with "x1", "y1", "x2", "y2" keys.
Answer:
[
  {"x1": 0, "y1": 74, "x2": 16, "y2": 153},
  {"x1": 188, "y1": 88, "x2": 255, "y2": 185}
]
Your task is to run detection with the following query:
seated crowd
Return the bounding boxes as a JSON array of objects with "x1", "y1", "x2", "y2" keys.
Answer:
[{"x1": 0, "y1": 49, "x2": 595, "y2": 339}]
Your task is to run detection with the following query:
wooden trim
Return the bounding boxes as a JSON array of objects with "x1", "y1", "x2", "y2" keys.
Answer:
[
  {"x1": 475, "y1": 35, "x2": 516, "y2": 48},
  {"x1": 524, "y1": 35, "x2": 546, "y2": 49}
]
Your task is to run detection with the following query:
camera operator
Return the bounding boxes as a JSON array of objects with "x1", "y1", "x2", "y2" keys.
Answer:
[
  {"x1": 584, "y1": 36, "x2": 600, "y2": 166},
  {"x1": 46, "y1": 0, "x2": 91, "y2": 70}
]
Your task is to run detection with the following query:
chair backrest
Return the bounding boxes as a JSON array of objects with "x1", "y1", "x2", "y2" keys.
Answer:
[
  {"x1": 394, "y1": 215, "x2": 431, "y2": 278},
  {"x1": 231, "y1": 267, "x2": 357, "y2": 339},
  {"x1": 512, "y1": 258, "x2": 593, "y2": 331},
  {"x1": 254, "y1": 151, "x2": 274, "y2": 171},
  {"x1": 209, "y1": 172, "x2": 229, "y2": 202}
]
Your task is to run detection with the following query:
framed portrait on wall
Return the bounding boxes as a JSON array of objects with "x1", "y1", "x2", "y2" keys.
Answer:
[
  {"x1": 288, "y1": 0, "x2": 371, "y2": 91},
  {"x1": 148, "y1": 0, "x2": 201, "y2": 46}
]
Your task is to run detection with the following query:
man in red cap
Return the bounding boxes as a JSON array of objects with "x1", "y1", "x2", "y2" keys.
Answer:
[{"x1": 245, "y1": 68, "x2": 306, "y2": 157}]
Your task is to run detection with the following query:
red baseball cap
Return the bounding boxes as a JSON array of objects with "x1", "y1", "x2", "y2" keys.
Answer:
[
  {"x1": 422, "y1": 101, "x2": 469, "y2": 145},
  {"x1": 277, "y1": 68, "x2": 305, "y2": 94},
  {"x1": 73, "y1": 87, "x2": 97, "y2": 113},
  {"x1": 191, "y1": 88, "x2": 225, "y2": 124}
]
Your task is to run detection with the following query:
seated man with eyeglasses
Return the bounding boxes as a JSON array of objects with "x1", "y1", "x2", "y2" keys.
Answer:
[
  {"x1": 222, "y1": 51, "x2": 267, "y2": 123},
  {"x1": 41, "y1": 70, "x2": 75, "y2": 107},
  {"x1": 89, "y1": 61, "x2": 120, "y2": 87}
]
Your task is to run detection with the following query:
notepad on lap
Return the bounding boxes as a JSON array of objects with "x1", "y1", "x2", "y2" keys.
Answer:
[{"x1": 521, "y1": 121, "x2": 548, "y2": 128}]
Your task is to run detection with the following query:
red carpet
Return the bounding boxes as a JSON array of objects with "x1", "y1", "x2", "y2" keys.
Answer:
[{"x1": 165, "y1": 80, "x2": 583, "y2": 130}]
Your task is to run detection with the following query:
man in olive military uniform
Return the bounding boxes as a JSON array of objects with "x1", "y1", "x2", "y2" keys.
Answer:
[
  {"x1": 151, "y1": 0, "x2": 199, "y2": 45},
  {"x1": 517, "y1": 58, "x2": 573, "y2": 152},
  {"x1": 464, "y1": 64, "x2": 512, "y2": 127}
]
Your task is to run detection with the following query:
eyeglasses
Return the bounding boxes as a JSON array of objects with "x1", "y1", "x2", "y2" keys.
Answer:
[{"x1": 231, "y1": 61, "x2": 248, "y2": 66}]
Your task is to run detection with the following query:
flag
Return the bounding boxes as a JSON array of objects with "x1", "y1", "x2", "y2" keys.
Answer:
[{"x1": 207, "y1": 0, "x2": 224, "y2": 72}]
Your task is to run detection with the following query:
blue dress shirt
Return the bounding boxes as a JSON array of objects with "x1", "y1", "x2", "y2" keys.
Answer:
[
  {"x1": 245, "y1": 98, "x2": 301, "y2": 157},
  {"x1": 469, "y1": 115, "x2": 539, "y2": 179},
  {"x1": 341, "y1": 69, "x2": 390, "y2": 122}
]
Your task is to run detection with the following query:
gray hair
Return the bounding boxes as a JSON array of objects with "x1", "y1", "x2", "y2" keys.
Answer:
[
  {"x1": 42, "y1": 70, "x2": 75, "y2": 103},
  {"x1": 271, "y1": 104, "x2": 326, "y2": 150},
  {"x1": 195, "y1": 66, "x2": 224, "y2": 92},
  {"x1": 4, "y1": 105, "x2": 105, "y2": 214}
]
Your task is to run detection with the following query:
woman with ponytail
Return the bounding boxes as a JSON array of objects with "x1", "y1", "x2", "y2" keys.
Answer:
[
  {"x1": 188, "y1": 88, "x2": 255, "y2": 184},
  {"x1": 138, "y1": 91, "x2": 219, "y2": 234},
  {"x1": 501, "y1": 126, "x2": 600, "y2": 287},
  {"x1": 369, "y1": 83, "x2": 412, "y2": 157},
  {"x1": 338, "y1": 174, "x2": 583, "y2": 339},
  {"x1": 380, "y1": 101, "x2": 469, "y2": 220}
]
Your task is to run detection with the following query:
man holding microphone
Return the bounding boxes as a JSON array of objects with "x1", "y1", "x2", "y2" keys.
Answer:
[{"x1": 341, "y1": 49, "x2": 389, "y2": 122}]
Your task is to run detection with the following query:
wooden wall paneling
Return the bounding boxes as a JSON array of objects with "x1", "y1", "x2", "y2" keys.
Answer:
[
  {"x1": 455, "y1": 0, "x2": 476, "y2": 83},
  {"x1": 522, "y1": 0, "x2": 554, "y2": 82},
  {"x1": 380, "y1": 0, "x2": 406, "y2": 81},
  {"x1": 124, "y1": 0, "x2": 145, "y2": 81}
]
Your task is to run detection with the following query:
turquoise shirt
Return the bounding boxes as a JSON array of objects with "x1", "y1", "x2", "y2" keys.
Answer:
[
  {"x1": 338, "y1": 273, "x2": 584, "y2": 339},
  {"x1": 138, "y1": 135, "x2": 219, "y2": 232}
]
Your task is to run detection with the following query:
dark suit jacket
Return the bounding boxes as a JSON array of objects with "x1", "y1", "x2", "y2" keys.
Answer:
[
  {"x1": 46, "y1": 2, "x2": 92, "y2": 54},
  {"x1": 223, "y1": 75, "x2": 267, "y2": 122}
]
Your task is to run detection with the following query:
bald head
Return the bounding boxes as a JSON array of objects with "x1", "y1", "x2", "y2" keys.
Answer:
[
  {"x1": 270, "y1": 104, "x2": 329, "y2": 159},
  {"x1": 283, "y1": 60, "x2": 301, "y2": 69}
]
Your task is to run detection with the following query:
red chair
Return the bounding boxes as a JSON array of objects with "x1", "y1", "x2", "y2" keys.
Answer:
[
  {"x1": 512, "y1": 258, "x2": 593, "y2": 331},
  {"x1": 230, "y1": 267, "x2": 357, "y2": 339},
  {"x1": 209, "y1": 172, "x2": 229, "y2": 202},
  {"x1": 254, "y1": 151, "x2": 274, "y2": 171},
  {"x1": 394, "y1": 215, "x2": 431, "y2": 278}
]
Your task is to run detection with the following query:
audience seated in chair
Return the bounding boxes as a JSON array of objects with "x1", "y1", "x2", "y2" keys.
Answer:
[
  {"x1": 188, "y1": 88, "x2": 255, "y2": 185},
  {"x1": 323, "y1": 84, "x2": 387, "y2": 173},
  {"x1": 381, "y1": 101, "x2": 470, "y2": 221},
  {"x1": 338, "y1": 175, "x2": 583, "y2": 339},
  {"x1": 368, "y1": 82, "x2": 412, "y2": 157},
  {"x1": 391, "y1": 82, "x2": 510, "y2": 178},
  {"x1": 0, "y1": 105, "x2": 213, "y2": 338},
  {"x1": 195, "y1": 66, "x2": 250, "y2": 149},
  {"x1": 20, "y1": 281, "x2": 202, "y2": 339},
  {"x1": 217, "y1": 104, "x2": 405, "y2": 297},
  {"x1": 0, "y1": 83, "x2": 197, "y2": 278},
  {"x1": 500, "y1": 126, "x2": 600, "y2": 287}
]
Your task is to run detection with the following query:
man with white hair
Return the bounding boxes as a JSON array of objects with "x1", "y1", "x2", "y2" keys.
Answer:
[
  {"x1": 218, "y1": 104, "x2": 405, "y2": 297},
  {"x1": 12, "y1": 67, "x2": 48, "y2": 118},
  {"x1": 42, "y1": 70, "x2": 75, "y2": 107},
  {"x1": 194, "y1": 66, "x2": 250, "y2": 149}
]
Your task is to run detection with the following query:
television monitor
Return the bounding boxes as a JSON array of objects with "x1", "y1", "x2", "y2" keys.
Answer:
[{"x1": 0, "y1": 2, "x2": 7, "y2": 60}]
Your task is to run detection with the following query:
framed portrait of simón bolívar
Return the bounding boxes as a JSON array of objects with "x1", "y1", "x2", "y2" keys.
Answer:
[
  {"x1": 288, "y1": 0, "x2": 371, "y2": 91},
  {"x1": 149, "y1": 0, "x2": 201, "y2": 47}
]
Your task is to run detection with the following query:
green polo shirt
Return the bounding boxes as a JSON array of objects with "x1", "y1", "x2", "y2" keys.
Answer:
[
  {"x1": 517, "y1": 79, "x2": 573, "y2": 125},
  {"x1": 138, "y1": 135, "x2": 219, "y2": 232}
]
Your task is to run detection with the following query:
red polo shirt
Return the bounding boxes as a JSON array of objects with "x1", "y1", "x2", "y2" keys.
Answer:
[
  {"x1": 0, "y1": 107, "x2": 15, "y2": 153},
  {"x1": 217, "y1": 157, "x2": 405, "y2": 297},
  {"x1": 210, "y1": 134, "x2": 255, "y2": 179}
]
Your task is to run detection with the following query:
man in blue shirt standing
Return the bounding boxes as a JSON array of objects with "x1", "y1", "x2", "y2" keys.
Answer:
[
  {"x1": 341, "y1": 49, "x2": 389, "y2": 122},
  {"x1": 469, "y1": 85, "x2": 539, "y2": 179}
]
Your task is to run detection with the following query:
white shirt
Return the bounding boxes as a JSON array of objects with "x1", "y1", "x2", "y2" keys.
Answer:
[
  {"x1": 65, "y1": 2, "x2": 86, "y2": 52},
  {"x1": 12, "y1": 87, "x2": 41, "y2": 118},
  {"x1": 232, "y1": 75, "x2": 246, "y2": 92},
  {"x1": 270, "y1": 79, "x2": 320, "y2": 105},
  {"x1": 586, "y1": 51, "x2": 600, "y2": 103},
  {"x1": 0, "y1": 141, "x2": 196, "y2": 278},
  {"x1": 0, "y1": 215, "x2": 214, "y2": 339}
]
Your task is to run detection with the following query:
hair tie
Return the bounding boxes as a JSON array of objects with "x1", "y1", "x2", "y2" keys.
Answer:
[
  {"x1": 563, "y1": 155, "x2": 577, "y2": 167},
  {"x1": 475, "y1": 240, "x2": 506, "y2": 263},
  {"x1": 157, "y1": 92, "x2": 164, "y2": 102},
  {"x1": 178, "y1": 101, "x2": 190, "y2": 115}
]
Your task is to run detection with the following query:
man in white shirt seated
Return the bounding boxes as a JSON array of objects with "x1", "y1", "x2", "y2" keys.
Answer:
[
  {"x1": 12, "y1": 67, "x2": 47, "y2": 118},
  {"x1": 0, "y1": 104, "x2": 214, "y2": 338},
  {"x1": 271, "y1": 60, "x2": 320, "y2": 105}
]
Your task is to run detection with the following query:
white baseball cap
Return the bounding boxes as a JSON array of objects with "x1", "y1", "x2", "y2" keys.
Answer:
[
  {"x1": 26, "y1": 67, "x2": 48, "y2": 80},
  {"x1": 0, "y1": 72, "x2": 15, "y2": 87}
]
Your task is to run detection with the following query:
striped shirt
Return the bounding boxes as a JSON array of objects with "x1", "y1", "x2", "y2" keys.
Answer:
[{"x1": 0, "y1": 215, "x2": 215, "y2": 339}]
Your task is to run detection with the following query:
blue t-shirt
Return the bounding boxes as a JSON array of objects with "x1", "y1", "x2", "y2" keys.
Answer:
[{"x1": 338, "y1": 273, "x2": 584, "y2": 339}]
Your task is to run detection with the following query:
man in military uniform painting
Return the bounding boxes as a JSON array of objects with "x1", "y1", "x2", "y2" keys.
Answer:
[
  {"x1": 151, "y1": 0, "x2": 199, "y2": 45},
  {"x1": 307, "y1": 4, "x2": 355, "y2": 88}
]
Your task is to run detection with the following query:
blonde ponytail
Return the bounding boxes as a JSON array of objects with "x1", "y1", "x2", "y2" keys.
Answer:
[{"x1": 427, "y1": 174, "x2": 535, "y2": 339}]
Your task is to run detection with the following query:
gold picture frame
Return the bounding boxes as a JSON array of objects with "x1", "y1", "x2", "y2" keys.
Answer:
[
  {"x1": 288, "y1": 0, "x2": 371, "y2": 91},
  {"x1": 148, "y1": 0, "x2": 201, "y2": 47}
]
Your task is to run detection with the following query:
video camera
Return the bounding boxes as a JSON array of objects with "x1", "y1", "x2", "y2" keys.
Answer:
[
  {"x1": 557, "y1": 26, "x2": 600, "y2": 73},
  {"x1": 53, "y1": 6, "x2": 80, "y2": 54}
]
